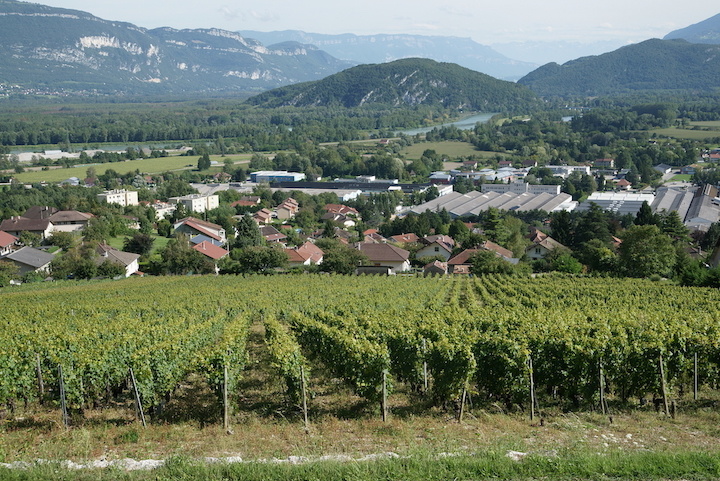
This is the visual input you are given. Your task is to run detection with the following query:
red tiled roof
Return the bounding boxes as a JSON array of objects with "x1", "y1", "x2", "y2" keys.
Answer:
[
  {"x1": 192, "y1": 241, "x2": 229, "y2": 260},
  {"x1": 357, "y1": 242, "x2": 409, "y2": 262},
  {"x1": 0, "y1": 230, "x2": 18, "y2": 248},
  {"x1": 391, "y1": 233, "x2": 420, "y2": 244}
]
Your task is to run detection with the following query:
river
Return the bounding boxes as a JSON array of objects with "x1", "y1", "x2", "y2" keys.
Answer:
[{"x1": 398, "y1": 112, "x2": 496, "y2": 136}]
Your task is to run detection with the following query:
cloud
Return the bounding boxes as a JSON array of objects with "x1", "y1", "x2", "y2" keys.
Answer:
[
  {"x1": 439, "y1": 6, "x2": 474, "y2": 17},
  {"x1": 218, "y1": 6, "x2": 239, "y2": 20}
]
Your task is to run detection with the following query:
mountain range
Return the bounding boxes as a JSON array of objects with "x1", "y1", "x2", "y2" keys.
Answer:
[
  {"x1": 0, "y1": 0, "x2": 352, "y2": 96},
  {"x1": 239, "y1": 30, "x2": 537, "y2": 81},
  {"x1": 0, "y1": 0, "x2": 719, "y2": 99}
]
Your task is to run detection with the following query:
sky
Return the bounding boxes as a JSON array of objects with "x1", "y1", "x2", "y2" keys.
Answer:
[{"x1": 36, "y1": 0, "x2": 720, "y2": 46}]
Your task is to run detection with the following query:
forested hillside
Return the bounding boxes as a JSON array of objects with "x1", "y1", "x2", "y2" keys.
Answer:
[
  {"x1": 518, "y1": 39, "x2": 720, "y2": 97},
  {"x1": 247, "y1": 58, "x2": 540, "y2": 111}
]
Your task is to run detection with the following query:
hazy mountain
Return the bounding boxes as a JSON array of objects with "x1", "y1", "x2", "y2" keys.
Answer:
[
  {"x1": 246, "y1": 58, "x2": 539, "y2": 111},
  {"x1": 0, "y1": 0, "x2": 352, "y2": 96},
  {"x1": 664, "y1": 13, "x2": 720, "y2": 44},
  {"x1": 490, "y1": 40, "x2": 631, "y2": 66},
  {"x1": 239, "y1": 30, "x2": 537, "y2": 80},
  {"x1": 518, "y1": 39, "x2": 720, "y2": 97}
]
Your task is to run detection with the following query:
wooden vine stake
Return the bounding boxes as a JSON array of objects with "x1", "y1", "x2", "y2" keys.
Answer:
[
  {"x1": 381, "y1": 369, "x2": 388, "y2": 422},
  {"x1": 694, "y1": 352, "x2": 698, "y2": 401},
  {"x1": 528, "y1": 354, "x2": 536, "y2": 422},
  {"x1": 129, "y1": 367, "x2": 147, "y2": 428},
  {"x1": 223, "y1": 363, "x2": 230, "y2": 433},
  {"x1": 35, "y1": 353, "x2": 44, "y2": 404},
  {"x1": 422, "y1": 339, "x2": 428, "y2": 394},
  {"x1": 458, "y1": 382, "x2": 468, "y2": 423},
  {"x1": 300, "y1": 365, "x2": 309, "y2": 432},
  {"x1": 58, "y1": 365, "x2": 69, "y2": 428},
  {"x1": 599, "y1": 360, "x2": 606, "y2": 415},
  {"x1": 658, "y1": 353, "x2": 670, "y2": 417}
]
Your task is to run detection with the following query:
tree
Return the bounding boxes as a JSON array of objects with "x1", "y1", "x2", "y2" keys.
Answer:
[
  {"x1": 123, "y1": 232, "x2": 155, "y2": 257},
  {"x1": 469, "y1": 250, "x2": 516, "y2": 276},
  {"x1": 225, "y1": 246, "x2": 288, "y2": 274},
  {"x1": 618, "y1": 224, "x2": 676, "y2": 278},
  {"x1": 0, "y1": 260, "x2": 19, "y2": 287},
  {"x1": 155, "y1": 235, "x2": 214, "y2": 275},
  {"x1": 47, "y1": 231, "x2": 76, "y2": 251},
  {"x1": 316, "y1": 239, "x2": 367, "y2": 274},
  {"x1": 97, "y1": 260, "x2": 126, "y2": 279},
  {"x1": 197, "y1": 153, "x2": 211, "y2": 171},
  {"x1": 234, "y1": 215, "x2": 265, "y2": 249},
  {"x1": 634, "y1": 201, "x2": 658, "y2": 226}
]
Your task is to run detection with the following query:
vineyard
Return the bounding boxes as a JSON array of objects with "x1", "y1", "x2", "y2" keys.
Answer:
[{"x1": 2, "y1": 274, "x2": 720, "y2": 426}]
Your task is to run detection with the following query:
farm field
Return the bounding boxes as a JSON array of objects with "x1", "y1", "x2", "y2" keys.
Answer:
[
  {"x1": 2, "y1": 274, "x2": 720, "y2": 479},
  {"x1": 654, "y1": 121, "x2": 720, "y2": 140},
  {"x1": 9, "y1": 154, "x2": 253, "y2": 184},
  {"x1": 401, "y1": 141, "x2": 485, "y2": 160}
]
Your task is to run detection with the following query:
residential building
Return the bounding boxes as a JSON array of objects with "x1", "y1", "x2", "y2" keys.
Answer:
[
  {"x1": 47, "y1": 210, "x2": 93, "y2": 233},
  {"x1": 0, "y1": 216, "x2": 53, "y2": 240},
  {"x1": 525, "y1": 228, "x2": 566, "y2": 260},
  {"x1": 416, "y1": 235, "x2": 455, "y2": 261},
  {"x1": 173, "y1": 217, "x2": 226, "y2": 245},
  {"x1": 3, "y1": 246, "x2": 54, "y2": 275},
  {"x1": 98, "y1": 189, "x2": 139, "y2": 207},
  {"x1": 285, "y1": 242, "x2": 324, "y2": 267},
  {"x1": 356, "y1": 243, "x2": 411, "y2": 274},
  {"x1": 192, "y1": 241, "x2": 229, "y2": 261},
  {"x1": 168, "y1": 194, "x2": 220, "y2": 214},
  {"x1": 0, "y1": 231, "x2": 18, "y2": 256},
  {"x1": 95, "y1": 244, "x2": 141, "y2": 277}
]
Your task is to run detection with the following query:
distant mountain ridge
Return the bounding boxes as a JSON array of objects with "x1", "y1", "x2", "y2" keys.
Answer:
[
  {"x1": 664, "y1": 13, "x2": 720, "y2": 44},
  {"x1": 239, "y1": 30, "x2": 537, "y2": 80},
  {"x1": 247, "y1": 58, "x2": 539, "y2": 111},
  {"x1": 0, "y1": 0, "x2": 352, "y2": 95},
  {"x1": 517, "y1": 39, "x2": 720, "y2": 97}
]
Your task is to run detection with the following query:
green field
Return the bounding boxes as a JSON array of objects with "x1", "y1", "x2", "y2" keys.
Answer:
[
  {"x1": 10, "y1": 154, "x2": 253, "y2": 184},
  {"x1": 401, "y1": 141, "x2": 488, "y2": 160},
  {"x1": 654, "y1": 121, "x2": 720, "y2": 140},
  {"x1": 669, "y1": 174, "x2": 692, "y2": 182}
]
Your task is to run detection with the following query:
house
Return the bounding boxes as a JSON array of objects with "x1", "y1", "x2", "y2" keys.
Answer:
[
  {"x1": 522, "y1": 159, "x2": 538, "y2": 168},
  {"x1": 423, "y1": 260, "x2": 448, "y2": 276},
  {"x1": 356, "y1": 242, "x2": 411, "y2": 274},
  {"x1": 47, "y1": 211, "x2": 93, "y2": 233},
  {"x1": 23, "y1": 206, "x2": 58, "y2": 219},
  {"x1": 594, "y1": 158, "x2": 615, "y2": 169},
  {"x1": 390, "y1": 233, "x2": 420, "y2": 245},
  {"x1": 275, "y1": 198, "x2": 299, "y2": 220},
  {"x1": 525, "y1": 228, "x2": 566, "y2": 260},
  {"x1": 3, "y1": 246, "x2": 54, "y2": 276},
  {"x1": 285, "y1": 241, "x2": 324, "y2": 267},
  {"x1": 0, "y1": 231, "x2": 19, "y2": 256},
  {"x1": 173, "y1": 217, "x2": 226, "y2": 245},
  {"x1": 321, "y1": 212, "x2": 356, "y2": 228},
  {"x1": 653, "y1": 164, "x2": 673, "y2": 175},
  {"x1": 416, "y1": 235, "x2": 455, "y2": 261},
  {"x1": 498, "y1": 160, "x2": 514, "y2": 168},
  {"x1": 447, "y1": 249, "x2": 479, "y2": 274},
  {"x1": 192, "y1": 241, "x2": 229, "y2": 261},
  {"x1": 149, "y1": 201, "x2": 176, "y2": 220},
  {"x1": 615, "y1": 179, "x2": 632, "y2": 191},
  {"x1": 462, "y1": 160, "x2": 478, "y2": 170},
  {"x1": 681, "y1": 165, "x2": 696, "y2": 175},
  {"x1": 0, "y1": 216, "x2": 54, "y2": 240},
  {"x1": 253, "y1": 208, "x2": 274, "y2": 224},
  {"x1": 95, "y1": 244, "x2": 141, "y2": 277},
  {"x1": 260, "y1": 225, "x2": 287, "y2": 244},
  {"x1": 324, "y1": 204, "x2": 359, "y2": 217},
  {"x1": 480, "y1": 240, "x2": 517, "y2": 262}
]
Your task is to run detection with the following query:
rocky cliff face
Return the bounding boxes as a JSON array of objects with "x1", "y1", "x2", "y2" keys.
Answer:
[{"x1": 0, "y1": 0, "x2": 352, "y2": 96}]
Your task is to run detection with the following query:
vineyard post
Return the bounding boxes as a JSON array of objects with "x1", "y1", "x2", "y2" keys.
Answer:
[
  {"x1": 129, "y1": 368, "x2": 147, "y2": 428},
  {"x1": 694, "y1": 352, "x2": 698, "y2": 401},
  {"x1": 58, "y1": 365, "x2": 69, "y2": 428},
  {"x1": 422, "y1": 339, "x2": 428, "y2": 393},
  {"x1": 223, "y1": 363, "x2": 230, "y2": 433},
  {"x1": 458, "y1": 382, "x2": 467, "y2": 423},
  {"x1": 35, "y1": 353, "x2": 44, "y2": 404},
  {"x1": 658, "y1": 353, "x2": 670, "y2": 417},
  {"x1": 381, "y1": 369, "x2": 388, "y2": 422},
  {"x1": 300, "y1": 365, "x2": 309, "y2": 431},
  {"x1": 599, "y1": 360, "x2": 606, "y2": 415},
  {"x1": 528, "y1": 354, "x2": 536, "y2": 422}
]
